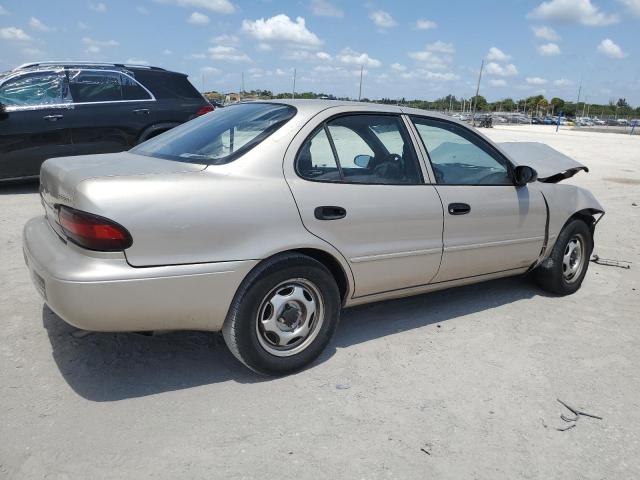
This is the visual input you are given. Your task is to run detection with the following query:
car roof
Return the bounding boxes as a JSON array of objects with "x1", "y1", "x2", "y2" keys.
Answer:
[
  {"x1": 11, "y1": 62, "x2": 186, "y2": 76},
  {"x1": 258, "y1": 99, "x2": 452, "y2": 122}
]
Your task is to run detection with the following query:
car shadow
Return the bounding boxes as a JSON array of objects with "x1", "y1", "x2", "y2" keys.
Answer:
[
  {"x1": 0, "y1": 181, "x2": 39, "y2": 195},
  {"x1": 44, "y1": 276, "x2": 545, "y2": 402}
]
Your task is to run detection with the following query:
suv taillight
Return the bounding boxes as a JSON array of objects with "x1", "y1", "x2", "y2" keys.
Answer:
[
  {"x1": 195, "y1": 104, "x2": 214, "y2": 116},
  {"x1": 57, "y1": 206, "x2": 132, "y2": 251}
]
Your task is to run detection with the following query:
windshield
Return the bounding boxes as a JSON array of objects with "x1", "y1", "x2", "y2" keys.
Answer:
[{"x1": 131, "y1": 102, "x2": 297, "y2": 164}]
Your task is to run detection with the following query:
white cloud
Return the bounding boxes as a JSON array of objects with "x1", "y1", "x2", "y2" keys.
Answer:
[
  {"x1": 77, "y1": 21, "x2": 90, "y2": 30},
  {"x1": 211, "y1": 34, "x2": 239, "y2": 44},
  {"x1": 554, "y1": 78, "x2": 573, "y2": 86},
  {"x1": 538, "y1": 42, "x2": 561, "y2": 55},
  {"x1": 0, "y1": 26, "x2": 31, "y2": 41},
  {"x1": 162, "y1": 49, "x2": 172, "y2": 55},
  {"x1": 156, "y1": 0, "x2": 234, "y2": 13},
  {"x1": 485, "y1": 62, "x2": 518, "y2": 76},
  {"x1": 310, "y1": 0, "x2": 343, "y2": 17},
  {"x1": 316, "y1": 51, "x2": 332, "y2": 61},
  {"x1": 618, "y1": 0, "x2": 640, "y2": 15},
  {"x1": 422, "y1": 71, "x2": 459, "y2": 81},
  {"x1": 486, "y1": 47, "x2": 511, "y2": 62},
  {"x1": 208, "y1": 45, "x2": 251, "y2": 62},
  {"x1": 489, "y1": 79, "x2": 507, "y2": 87},
  {"x1": 597, "y1": 38, "x2": 627, "y2": 58},
  {"x1": 89, "y1": 2, "x2": 107, "y2": 13},
  {"x1": 188, "y1": 11, "x2": 209, "y2": 24},
  {"x1": 29, "y1": 17, "x2": 54, "y2": 31},
  {"x1": 201, "y1": 66, "x2": 221, "y2": 74},
  {"x1": 256, "y1": 43, "x2": 272, "y2": 51},
  {"x1": 531, "y1": 25, "x2": 561, "y2": 40},
  {"x1": 409, "y1": 42, "x2": 455, "y2": 69},
  {"x1": 369, "y1": 10, "x2": 397, "y2": 28},
  {"x1": 416, "y1": 19, "x2": 437, "y2": 30},
  {"x1": 391, "y1": 62, "x2": 407, "y2": 71},
  {"x1": 187, "y1": 52, "x2": 206, "y2": 59},
  {"x1": 137, "y1": 6, "x2": 149, "y2": 14},
  {"x1": 127, "y1": 58, "x2": 149, "y2": 65},
  {"x1": 82, "y1": 36, "x2": 119, "y2": 53},
  {"x1": 337, "y1": 48, "x2": 381, "y2": 67},
  {"x1": 425, "y1": 40, "x2": 454, "y2": 54},
  {"x1": 242, "y1": 14, "x2": 322, "y2": 47},
  {"x1": 526, "y1": 76, "x2": 548, "y2": 85},
  {"x1": 0, "y1": 5, "x2": 8, "y2": 15},
  {"x1": 528, "y1": 0, "x2": 619, "y2": 26}
]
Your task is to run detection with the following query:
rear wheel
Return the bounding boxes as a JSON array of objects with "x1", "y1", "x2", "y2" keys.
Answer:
[
  {"x1": 222, "y1": 253, "x2": 341, "y2": 375},
  {"x1": 533, "y1": 219, "x2": 593, "y2": 295}
]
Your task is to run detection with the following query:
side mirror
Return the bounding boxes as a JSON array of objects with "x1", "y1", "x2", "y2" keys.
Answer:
[
  {"x1": 513, "y1": 165, "x2": 538, "y2": 187},
  {"x1": 354, "y1": 154, "x2": 372, "y2": 168}
]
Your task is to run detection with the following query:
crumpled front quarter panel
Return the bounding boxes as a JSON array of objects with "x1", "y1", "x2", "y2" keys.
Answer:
[{"x1": 541, "y1": 182, "x2": 605, "y2": 248}]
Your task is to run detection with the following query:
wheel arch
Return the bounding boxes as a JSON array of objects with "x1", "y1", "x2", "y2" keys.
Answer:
[{"x1": 136, "y1": 122, "x2": 181, "y2": 144}]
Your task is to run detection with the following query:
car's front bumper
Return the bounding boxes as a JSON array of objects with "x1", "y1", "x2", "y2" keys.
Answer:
[{"x1": 23, "y1": 216, "x2": 257, "y2": 332}]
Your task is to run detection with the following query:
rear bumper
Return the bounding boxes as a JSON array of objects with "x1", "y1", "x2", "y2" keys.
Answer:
[{"x1": 23, "y1": 216, "x2": 257, "y2": 332}]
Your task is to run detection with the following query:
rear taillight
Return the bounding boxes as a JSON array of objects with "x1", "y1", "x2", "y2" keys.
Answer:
[
  {"x1": 57, "y1": 206, "x2": 132, "y2": 252},
  {"x1": 195, "y1": 104, "x2": 214, "y2": 116}
]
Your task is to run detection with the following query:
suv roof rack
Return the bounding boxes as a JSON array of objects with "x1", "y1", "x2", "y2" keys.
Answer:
[{"x1": 13, "y1": 61, "x2": 167, "y2": 71}]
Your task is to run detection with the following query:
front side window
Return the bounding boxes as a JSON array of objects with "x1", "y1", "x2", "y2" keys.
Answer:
[
  {"x1": 296, "y1": 114, "x2": 423, "y2": 185},
  {"x1": 411, "y1": 117, "x2": 512, "y2": 185},
  {"x1": 132, "y1": 102, "x2": 297, "y2": 164},
  {"x1": 0, "y1": 71, "x2": 70, "y2": 107},
  {"x1": 68, "y1": 70, "x2": 151, "y2": 103}
]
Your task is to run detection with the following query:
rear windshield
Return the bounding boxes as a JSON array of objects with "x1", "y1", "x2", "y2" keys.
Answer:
[
  {"x1": 131, "y1": 103, "x2": 297, "y2": 164},
  {"x1": 133, "y1": 71, "x2": 202, "y2": 100}
]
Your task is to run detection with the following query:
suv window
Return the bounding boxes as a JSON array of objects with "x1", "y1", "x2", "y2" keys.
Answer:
[
  {"x1": 68, "y1": 70, "x2": 151, "y2": 103},
  {"x1": 132, "y1": 102, "x2": 296, "y2": 164},
  {"x1": 296, "y1": 114, "x2": 423, "y2": 185},
  {"x1": 0, "y1": 71, "x2": 70, "y2": 107},
  {"x1": 132, "y1": 70, "x2": 202, "y2": 100},
  {"x1": 411, "y1": 117, "x2": 512, "y2": 185}
]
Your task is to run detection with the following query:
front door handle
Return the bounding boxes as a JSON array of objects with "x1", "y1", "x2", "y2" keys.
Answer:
[
  {"x1": 132, "y1": 108, "x2": 150, "y2": 115},
  {"x1": 43, "y1": 114, "x2": 63, "y2": 122},
  {"x1": 448, "y1": 203, "x2": 471, "y2": 215},
  {"x1": 314, "y1": 206, "x2": 347, "y2": 220}
]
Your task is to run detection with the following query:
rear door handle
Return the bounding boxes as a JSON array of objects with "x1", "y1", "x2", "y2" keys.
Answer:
[
  {"x1": 448, "y1": 203, "x2": 471, "y2": 215},
  {"x1": 314, "y1": 206, "x2": 347, "y2": 220},
  {"x1": 132, "y1": 108, "x2": 150, "y2": 115},
  {"x1": 43, "y1": 114, "x2": 63, "y2": 122}
]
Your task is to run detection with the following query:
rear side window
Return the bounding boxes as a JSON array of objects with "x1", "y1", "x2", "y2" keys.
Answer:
[
  {"x1": 296, "y1": 114, "x2": 423, "y2": 185},
  {"x1": 132, "y1": 103, "x2": 296, "y2": 164},
  {"x1": 68, "y1": 70, "x2": 151, "y2": 103},
  {"x1": 0, "y1": 70, "x2": 71, "y2": 107},
  {"x1": 133, "y1": 71, "x2": 202, "y2": 100}
]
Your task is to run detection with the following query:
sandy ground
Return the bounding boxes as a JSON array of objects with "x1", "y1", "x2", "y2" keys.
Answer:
[{"x1": 1, "y1": 125, "x2": 639, "y2": 479}]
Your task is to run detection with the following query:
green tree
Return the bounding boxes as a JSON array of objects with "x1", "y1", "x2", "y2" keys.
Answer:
[{"x1": 470, "y1": 95, "x2": 487, "y2": 111}]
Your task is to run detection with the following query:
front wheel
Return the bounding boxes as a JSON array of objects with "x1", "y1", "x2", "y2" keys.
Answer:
[
  {"x1": 222, "y1": 253, "x2": 341, "y2": 375},
  {"x1": 532, "y1": 219, "x2": 593, "y2": 295}
]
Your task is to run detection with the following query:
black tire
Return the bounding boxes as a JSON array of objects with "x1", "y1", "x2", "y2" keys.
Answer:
[
  {"x1": 222, "y1": 253, "x2": 341, "y2": 375},
  {"x1": 533, "y1": 219, "x2": 593, "y2": 295}
]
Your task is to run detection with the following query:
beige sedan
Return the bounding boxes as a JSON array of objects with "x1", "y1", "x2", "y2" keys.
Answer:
[{"x1": 23, "y1": 100, "x2": 604, "y2": 374}]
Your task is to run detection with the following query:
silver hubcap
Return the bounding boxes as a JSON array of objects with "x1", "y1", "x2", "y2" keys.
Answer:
[
  {"x1": 563, "y1": 234, "x2": 585, "y2": 282},
  {"x1": 256, "y1": 279, "x2": 324, "y2": 357}
]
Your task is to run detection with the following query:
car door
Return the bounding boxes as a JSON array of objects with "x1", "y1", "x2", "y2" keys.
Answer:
[
  {"x1": 284, "y1": 110, "x2": 444, "y2": 297},
  {"x1": 65, "y1": 68, "x2": 157, "y2": 155},
  {"x1": 409, "y1": 115, "x2": 547, "y2": 283},
  {"x1": 0, "y1": 69, "x2": 74, "y2": 179}
]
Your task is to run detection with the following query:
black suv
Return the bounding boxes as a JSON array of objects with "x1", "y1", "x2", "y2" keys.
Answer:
[{"x1": 0, "y1": 62, "x2": 213, "y2": 182}]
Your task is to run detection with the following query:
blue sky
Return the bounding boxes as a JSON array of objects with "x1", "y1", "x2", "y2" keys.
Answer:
[{"x1": 1, "y1": 0, "x2": 638, "y2": 104}]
